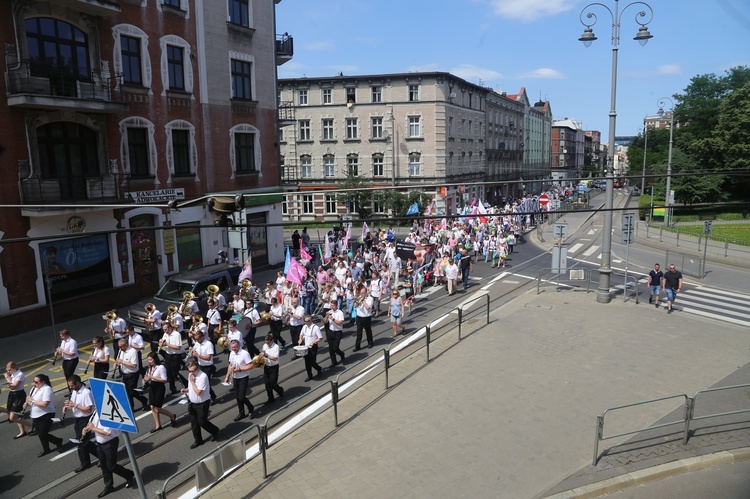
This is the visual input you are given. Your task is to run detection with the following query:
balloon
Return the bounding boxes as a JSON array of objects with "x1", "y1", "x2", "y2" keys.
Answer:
[{"x1": 348, "y1": 252, "x2": 353, "y2": 258}]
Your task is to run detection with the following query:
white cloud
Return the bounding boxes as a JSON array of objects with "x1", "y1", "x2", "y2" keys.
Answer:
[
  {"x1": 657, "y1": 64, "x2": 681, "y2": 75},
  {"x1": 515, "y1": 67, "x2": 565, "y2": 79},
  {"x1": 450, "y1": 64, "x2": 504, "y2": 83},
  {"x1": 487, "y1": 0, "x2": 574, "y2": 22},
  {"x1": 303, "y1": 40, "x2": 333, "y2": 51}
]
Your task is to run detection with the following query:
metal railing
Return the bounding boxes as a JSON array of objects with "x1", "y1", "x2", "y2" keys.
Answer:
[
  {"x1": 536, "y1": 267, "x2": 640, "y2": 303},
  {"x1": 593, "y1": 382, "x2": 750, "y2": 465},
  {"x1": 6, "y1": 60, "x2": 123, "y2": 102},
  {"x1": 20, "y1": 174, "x2": 120, "y2": 204},
  {"x1": 160, "y1": 292, "x2": 491, "y2": 498}
]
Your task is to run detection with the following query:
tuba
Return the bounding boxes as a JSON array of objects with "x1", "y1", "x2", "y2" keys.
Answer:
[
  {"x1": 104, "y1": 310, "x2": 117, "y2": 339},
  {"x1": 240, "y1": 279, "x2": 253, "y2": 302},
  {"x1": 179, "y1": 291, "x2": 195, "y2": 316},
  {"x1": 145, "y1": 303, "x2": 156, "y2": 331},
  {"x1": 217, "y1": 336, "x2": 229, "y2": 351},
  {"x1": 207, "y1": 284, "x2": 220, "y2": 296},
  {"x1": 259, "y1": 311, "x2": 271, "y2": 322},
  {"x1": 166, "y1": 304, "x2": 178, "y2": 327}
]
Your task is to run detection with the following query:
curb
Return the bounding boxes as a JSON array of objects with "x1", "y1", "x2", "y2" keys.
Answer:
[{"x1": 543, "y1": 447, "x2": 750, "y2": 498}]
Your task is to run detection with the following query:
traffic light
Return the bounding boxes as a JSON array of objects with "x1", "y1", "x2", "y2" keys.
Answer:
[{"x1": 214, "y1": 214, "x2": 234, "y2": 227}]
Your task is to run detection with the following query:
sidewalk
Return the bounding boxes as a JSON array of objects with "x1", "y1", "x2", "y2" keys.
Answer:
[{"x1": 203, "y1": 274, "x2": 750, "y2": 499}]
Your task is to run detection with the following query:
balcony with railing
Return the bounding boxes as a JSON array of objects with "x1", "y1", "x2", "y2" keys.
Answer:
[
  {"x1": 20, "y1": 174, "x2": 120, "y2": 205},
  {"x1": 6, "y1": 61, "x2": 128, "y2": 113},
  {"x1": 275, "y1": 33, "x2": 294, "y2": 66},
  {"x1": 56, "y1": 0, "x2": 120, "y2": 15}
]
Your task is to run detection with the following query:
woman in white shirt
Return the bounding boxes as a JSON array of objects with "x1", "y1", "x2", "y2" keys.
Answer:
[
  {"x1": 26, "y1": 373, "x2": 63, "y2": 457},
  {"x1": 4, "y1": 362, "x2": 32, "y2": 438},
  {"x1": 91, "y1": 335, "x2": 111, "y2": 380},
  {"x1": 143, "y1": 352, "x2": 176, "y2": 432}
]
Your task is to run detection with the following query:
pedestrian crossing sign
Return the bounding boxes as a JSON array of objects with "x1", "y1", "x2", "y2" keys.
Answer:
[{"x1": 89, "y1": 378, "x2": 138, "y2": 433}]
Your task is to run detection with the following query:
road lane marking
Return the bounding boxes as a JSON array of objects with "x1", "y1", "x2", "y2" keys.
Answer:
[{"x1": 582, "y1": 245, "x2": 599, "y2": 257}]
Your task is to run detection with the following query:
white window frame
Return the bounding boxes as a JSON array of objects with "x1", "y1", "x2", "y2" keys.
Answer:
[
  {"x1": 371, "y1": 117, "x2": 383, "y2": 139},
  {"x1": 322, "y1": 88, "x2": 332, "y2": 104},
  {"x1": 408, "y1": 152, "x2": 421, "y2": 177},
  {"x1": 322, "y1": 118, "x2": 334, "y2": 140},
  {"x1": 302, "y1": 194, "x2": 313, "y2": 214},
  {"x1": 372, "y1": 153, "x2": 384, "y2": 177},
  {"x1": 119, "y1": 116, "x2": 158, "y2": 181},
  {"x1": 345, "y1": 118, "x2": 358, "y2": 140},
  {"x1": 325, "y1": 194, "x2": 337, "y2": 214},
  {"x1": 228, "y1": 51, "x2": 256, "y2": 101},
  {"x1": 164, "y1": 120, "x2": 199, "y2": 182},
  {"x1": 298, "y1": 89, "x2": 308, "y2": 105},
  {"x1": 229, "y1": 123, "x2": 262, "y2": 179},
  {"x1": 298, "y1": 120, "x2": 311, "y2": 141},
  {"x1": 300, "y1": 155, "x2": 312, "y2": 178},
  {"x1": 323, "y1": 155, "x2": 335, "y2": 177},
  {"x1": 158, "y1": 0, "x2": 190, "y2": 17},
  {"x1": 408, "y1": 116, "x2": 421, "y2": 138},
  {"x1": 159, "y1": 35, "x2": 193, "y2": 96},
  {"x1": 408, "y1": 84, "x2": 419, "y2": 102},
  {"x1": 112, "y1": 25, "x2": 152, "y2": 91}
]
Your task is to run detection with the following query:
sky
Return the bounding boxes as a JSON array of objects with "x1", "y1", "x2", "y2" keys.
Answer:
[{"x1": 276, "y1": 0, "x2": 750, "y2": 142}]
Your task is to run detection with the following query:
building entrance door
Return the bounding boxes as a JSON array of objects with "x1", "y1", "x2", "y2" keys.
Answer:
[{"x1": 129, "y1": 214, "x2": 159, "y2": 296}]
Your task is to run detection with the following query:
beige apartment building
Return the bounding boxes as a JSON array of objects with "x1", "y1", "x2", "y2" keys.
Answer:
[{"x1": 278, "y1": 72, "x2": 552, "y2": 220}]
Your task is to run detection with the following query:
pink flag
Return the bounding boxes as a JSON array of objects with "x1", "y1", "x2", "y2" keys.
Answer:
[
  {"x1": 238, "y1": 258, "x2": 253, "y2": 284},
  {"x1": 343, "y1": 225, "x2": 351, "y2": 249},
  {"x1": 300, "y1": 247, "x2": 312, "y2": 261},
  {"x1": 286, "y1": 257, "x2": 306, "y2": 285},
  {"x1": 362, "y1": 221, "x2": 370, "y2": 238}
]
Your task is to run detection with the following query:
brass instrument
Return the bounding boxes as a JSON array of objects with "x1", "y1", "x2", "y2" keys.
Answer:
[
  {"x1": 251, "y1": 353, "x2": 266, "y2": 368},
  {"x1": 354, "y1": 294, "x2": 365, "y2": 307},
  {"x1": 207, "y1": 284, "x2": 220, "y2": 296},
  {"x1": 166, "y1": 304, "x2": 178, "y2": 327},
  {"x1": 179, "y1": 291, "x2": 195, "y2": 317},
  {"x1": 104, "y1": 310, "x2": 116, "y2": 339},
  {"x1": 145, "y1": 303, "x2": 157, "y2": 331},
  {"x1": 217, "y1": 336, "x2": 229, "y2": 351},
  {"x1": 240, "y1": 279, "x2": 257, "y2": 303},
  {"x1": 259, "y1": 311, "x2": 271, "y2": 322}
]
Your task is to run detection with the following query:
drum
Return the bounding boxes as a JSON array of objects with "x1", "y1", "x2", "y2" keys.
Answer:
[{"x1": 293, "y1": 345, "x2": 308, "y2": 358}]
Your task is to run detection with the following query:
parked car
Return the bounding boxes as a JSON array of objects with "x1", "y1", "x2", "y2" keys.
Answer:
[{"x1": 127, "y1": 264, "x2": 243, "y2": 333}]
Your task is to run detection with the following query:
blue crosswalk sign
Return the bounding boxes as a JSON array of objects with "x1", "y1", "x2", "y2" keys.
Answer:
[{"x1": 89, "y1": 378, "x2": 138, "y2": 433}]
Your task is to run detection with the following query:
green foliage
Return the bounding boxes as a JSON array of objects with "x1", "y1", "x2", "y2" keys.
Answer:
[{"x1": 340, "y1": 169, "x2": 373, "y2": 219}]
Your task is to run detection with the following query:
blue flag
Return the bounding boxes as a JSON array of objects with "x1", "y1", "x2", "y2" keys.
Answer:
[
  {"x1": 406, "y1": 202, "x2": 419, "y2": 216},
  {"x1": 283, "y1": 246, "x2": 291, "y2": 274}
]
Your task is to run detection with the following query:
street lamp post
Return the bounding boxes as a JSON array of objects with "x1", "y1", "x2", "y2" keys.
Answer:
[
  {"x1": 641, "y1": 117, "x2": 648, "y2": 195},
  {"x1": 658, "y1": 97, "x2": 675, "y2": 226},
  {"x1": 578, "y1": 0, "x2": 654, "y2": 304}
]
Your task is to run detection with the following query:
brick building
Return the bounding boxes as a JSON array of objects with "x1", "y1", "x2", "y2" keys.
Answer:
[{"x1": 0, "y1": 0, "x2": 290, "y2": 330}]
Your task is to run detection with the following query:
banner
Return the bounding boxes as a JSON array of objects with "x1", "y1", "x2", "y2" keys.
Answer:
[{"x1": 286, "y1": 257, "x2": 306, "y2": 285}]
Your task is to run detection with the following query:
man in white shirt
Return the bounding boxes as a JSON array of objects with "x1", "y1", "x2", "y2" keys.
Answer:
[
  {"x1": 298, "y1": 315, "x2": 323, "y2": 381},
  {"x1": 324, "y1": 300, "x2": 346, "y2": 366},
  {"x1": 85, "y1": 412, "x2": 136, "y2": 496},
  {"x1": 370, "y1": 275, "x2": 382, "y2": 317},
  {"x1": 242, "y1": 306, "x2": 262, "y2": 356},
  {"x1": 261, "y1": 334, "x2": 284, "y2": 404},
  {"x1": 182, "y1": 359, "x2": 220, "y2": 449},
  {"x1": 288, "y1": 298, "x2": 306, "y2": 350},
  {"x1": 126, "y1": 324, "x2": 146, "y2": 376},
  {"x1": 206, "y1": 299, "x2": 223, "y2": 345},
  {"x1": 226, "y1": 319, "x2": 244, "y2": 352},
  {"x1": 160, "y1": 322, "x2": 187, "y2": 394},
  {"x1": 445, "y1": 258, "x2": 459, "y2": 296},
  {"x1": 107, "y1": 311, "x2": 128, "y2": 357},
  {"x1": 57, "y1": 328, "x2": 79, "y2": 384},
  {"x1": 223, "y1": 340, "x2": 255, "y2": 421},
  {"x1": 353, "y1": 287, "x2": 374, "y2": 351},
  {"x1": 115, "y1": 339, "x2": 149, "y2": 412},
  {"x1": 191, "y1": 330, "x2": 217, "y2": 405},
  {"x1": 64, "y1": 375, "x2": 94, "y2": 473},
  {"x1": 389, "y1": 254, "x2": 402, "y2": 290},
  {"x1": 144, "y1": 304, "x2": 162, "y2": 353}
]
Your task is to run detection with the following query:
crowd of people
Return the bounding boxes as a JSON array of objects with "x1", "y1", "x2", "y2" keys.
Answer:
[{"x1": 1, "y1": 193, "x2": 547, "y2": 497}]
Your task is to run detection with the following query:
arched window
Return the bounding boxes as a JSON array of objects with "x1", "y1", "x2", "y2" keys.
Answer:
[{"x1": 25, "y1": 17, "x2": 90, "y2": 96}]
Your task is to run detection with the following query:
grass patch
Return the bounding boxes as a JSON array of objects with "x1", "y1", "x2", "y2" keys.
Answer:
[{"x1": 670, "y1": 224, "x2": 750, "y2": 246}]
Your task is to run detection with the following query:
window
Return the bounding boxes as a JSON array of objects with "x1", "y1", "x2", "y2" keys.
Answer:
[
  {"x1": 345, "y1": 118, "x2": 358, "y2": 139},
  {"x1": 25, "y1": 18, "x2": 91, "y2": 96},
  {"x1": 298, "y1": 120, "x2": 311, "y2": 141},
  {"x1": 325, "y1": 194, "x2": 337, "y2": 214},
  {"x1": 298, "y1": 90, "x2": 308, "y2": 105},
  {"x1": 164, "y1": 0, "x2": 180, "y2": 7},
  {"x1": 408, "y1": 116, "x2": 421, "y2": 138},
  {"x1": 36, "y1": 122, "x2": 98, "y2": 201},
  {"x1": 322, "y1": 88, "x2": 332, "y2": 104},
  {"x1": 302, "y1": 194, "x2": 313, "y2": 214},
  {"x1": 373, "y1": 194, "x2": 384, "y2": 214},
  {"x1": 408, "y1": 152, "x2": 421, "y2": 176},
  {"x1": 127, "y1": 128, "x2": 150, "y2": 176},
  {"x1": 234, "y1": 132, "x2": 256, "y2": 173},
  {"x1": 371, "y1": 117, "x2": 383, "y2": 139},
  {"x1": 347, "y1": 154, "x2": 359, "y2": 177},
  {"x1": 167, "y1": 45, "x2": 184, "y2": 90},
  {"x1": 230, "y1": 59, "x2": 252, "y2": 100},
  {"x1": 300, "y1": 156, "x2": 312, "y2": 178},
  {"x1": 172, "y1": 129, "x2": 190, "y2": 175},
  {"x1": 371, "y1": 86, "x2": 382, "y2": 103},
  {"x1": 228, "y1": 0, "x2": 249, "y2": 27},
  {"x1": 372, "y1": 154, "x2": 384, "y2": 177},
  {"x1": 408, "y1": 84, "x2": 419, "y2": 102},
  {"x1": 121, "y1": 35, "x2": 142, "y2": 85},
  {"x1": 324, "y1": 155, "x2": 335, "y2": 177},
  {"x1": 282, "y1": 198, "x2": 288, "y2": 215},
  {"x1": 322, "y1": 118, "x2": 334, "y2": 140},
  {"x1": 346, "y1": 88, "x2": 356, "y2": 103},
  {"x1": 448, "y1": 117, "x2": 453, "y2": 137}
]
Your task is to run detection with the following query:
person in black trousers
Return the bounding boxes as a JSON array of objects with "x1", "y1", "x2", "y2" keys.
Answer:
[
  {"x1": 298, "y1": 315, "x2": 323, "y2": 382},
  {"x1": 26, "y1": 374, "x2": 63, "y2": 457},
  {"x1": 182, "y1": 359, "x2": 219, "y2": 449},
  {"x1": 84, "y1": 412, "x2": 135, "y2": 497}
]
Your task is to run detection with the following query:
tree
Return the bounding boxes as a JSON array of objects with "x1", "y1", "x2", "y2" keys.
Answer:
[
  {"x1": 340, "y1": 169, "x2": 373, "y2": 220},
  {"x1": 693, "y1": 81, "x2": 750, "y2": 198}
]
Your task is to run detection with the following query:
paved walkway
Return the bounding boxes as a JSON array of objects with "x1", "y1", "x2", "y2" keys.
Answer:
[{"x1": 202, "y1": 267, "x2": 750, "y2": 497}]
